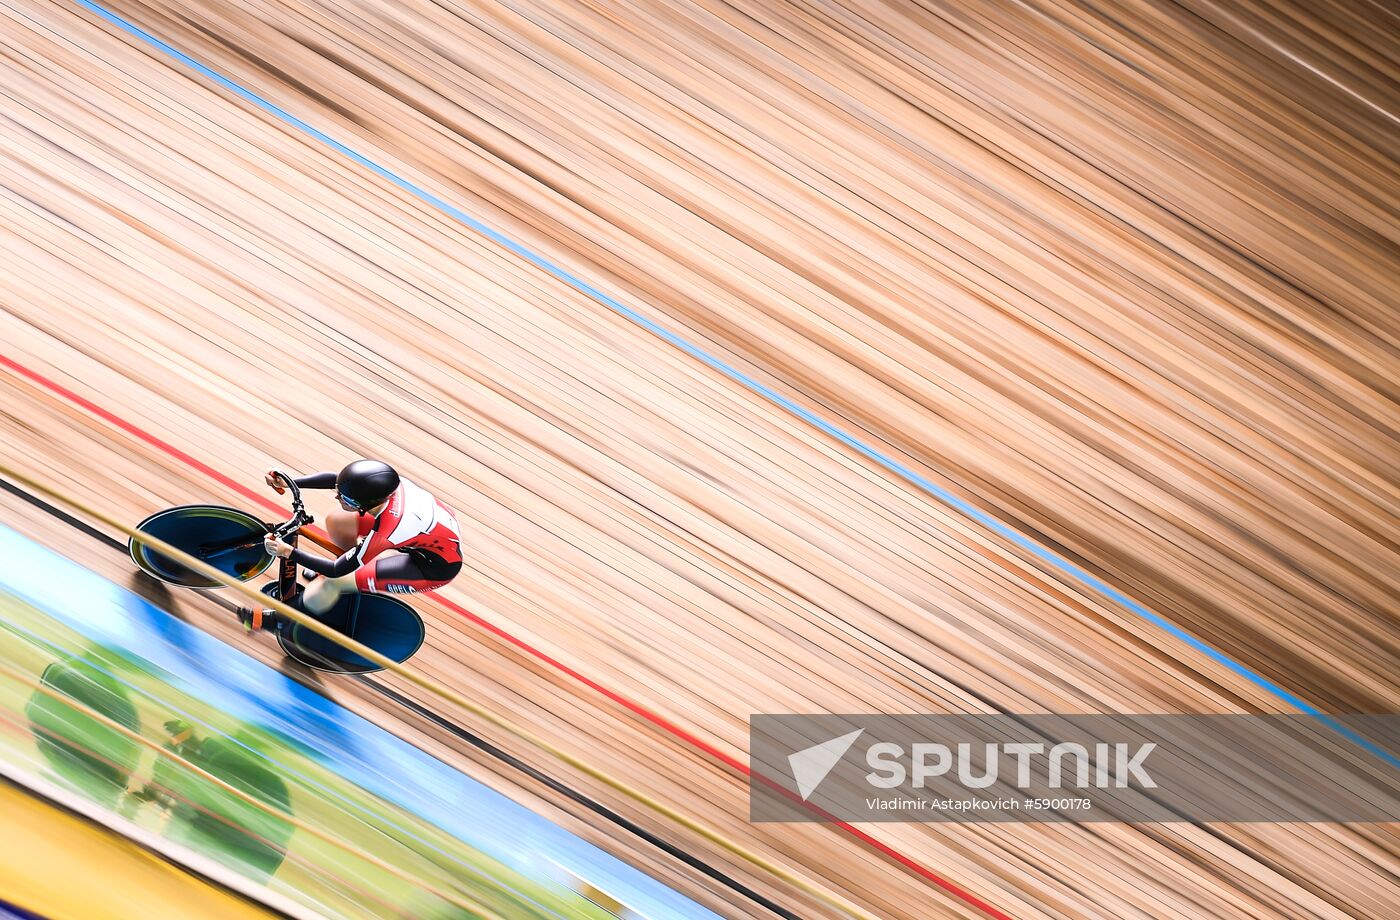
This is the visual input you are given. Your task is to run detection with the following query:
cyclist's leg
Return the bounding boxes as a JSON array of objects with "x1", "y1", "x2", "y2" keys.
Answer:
[
  {"x1": 301, "y1": 571, "x2": 356, "y2": 615},
  {"x1": 356, "y1": 553, "x2": 459, "y2": 596},
  {"x1": 303, "y1": 553, "x2": 457, "y2": 616}
]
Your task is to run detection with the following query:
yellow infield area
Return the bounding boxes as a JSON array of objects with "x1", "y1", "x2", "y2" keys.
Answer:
[{"x1": 0, "y1": 782, "x2": 276, "y2": 920}]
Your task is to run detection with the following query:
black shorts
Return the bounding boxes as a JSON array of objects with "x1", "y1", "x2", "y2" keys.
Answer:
[{"x1": 355, "y1": 551, "x2": 461, "y2": 595}]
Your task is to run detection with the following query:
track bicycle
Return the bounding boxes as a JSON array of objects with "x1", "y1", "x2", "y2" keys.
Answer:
[{"x1": 129, "y1": 471, "x2": 425, "y2": 673}]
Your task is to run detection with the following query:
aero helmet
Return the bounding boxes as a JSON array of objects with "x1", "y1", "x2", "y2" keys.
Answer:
[{"x1": 336, "y1": 459, "x2": 400, "y2": 509}]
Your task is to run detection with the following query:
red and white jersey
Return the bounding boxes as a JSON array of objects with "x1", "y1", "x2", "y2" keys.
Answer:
[{"x1": 354, "y1": 479, "x2": 462, "y2": 566}]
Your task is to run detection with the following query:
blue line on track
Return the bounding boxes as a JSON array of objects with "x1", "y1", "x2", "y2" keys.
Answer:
[{"x1": 71, "y1": 0, "x2": 1398, "y2": 769}]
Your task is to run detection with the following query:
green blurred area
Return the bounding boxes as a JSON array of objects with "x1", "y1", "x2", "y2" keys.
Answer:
[
  {"x1": 0, "y1": 592, "x2": 621, "y2": 920},
  {"x1": 27, "y1": 657, "x2": 141, "y2": 808}
]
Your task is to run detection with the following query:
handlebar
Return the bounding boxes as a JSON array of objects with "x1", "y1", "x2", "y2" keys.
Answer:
[
  {"x1": 269, "y1": 469, "x2": 301, "y2": 504},
  {"x1": 267, "y1": 469, "x2": 313, "y2": 537}
]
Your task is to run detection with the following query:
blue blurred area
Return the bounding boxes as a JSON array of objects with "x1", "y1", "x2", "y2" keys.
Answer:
[{"x1": 0, "y1": 900, "x2": 46, "y2": 920}]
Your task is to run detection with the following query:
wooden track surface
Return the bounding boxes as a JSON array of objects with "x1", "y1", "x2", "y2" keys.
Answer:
[{"x1": 1, "y1": 0, "x2": 1397, "y2": 917}]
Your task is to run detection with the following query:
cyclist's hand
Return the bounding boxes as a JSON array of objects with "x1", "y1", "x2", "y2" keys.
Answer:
[
  {"x1": 264, "y1": 534, "x2": 293, "y2": 558},
  {"x1": 264, "y1": 470, "x2": 286, "y2": 494}
]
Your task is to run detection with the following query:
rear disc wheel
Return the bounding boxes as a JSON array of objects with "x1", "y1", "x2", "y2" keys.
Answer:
[{"x1": 278, "y1": 593, "x2": 425, "y2": 674}]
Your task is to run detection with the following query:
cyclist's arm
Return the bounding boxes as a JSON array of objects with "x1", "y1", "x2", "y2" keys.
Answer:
[
  {"x1": 290, "y1": 520, "x2": 384, "y2": 578},
  {"x1": 289, "y1": 544, "x2": 361, "y2": 577},
  {"x1": 292, "y1": 472, "x2": 338, "y2": 489}
]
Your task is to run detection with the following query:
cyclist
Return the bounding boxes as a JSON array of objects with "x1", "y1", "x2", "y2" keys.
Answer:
[{"x1": 254, "y1": 460, "x2": 463, "y2": 618}]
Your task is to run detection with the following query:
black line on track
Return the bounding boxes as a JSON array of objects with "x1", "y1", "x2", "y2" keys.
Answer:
[
  {"x1": 0, "y1": 475, "x2": 127, "y2": 552},
  {"x1": 0, "y1": 473, "x2": 799, "y2": 919}
]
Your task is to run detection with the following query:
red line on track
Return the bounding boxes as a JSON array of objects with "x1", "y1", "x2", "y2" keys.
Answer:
[{"x1": 1, "y1": 350, "x2": 1013, "y2": 920}]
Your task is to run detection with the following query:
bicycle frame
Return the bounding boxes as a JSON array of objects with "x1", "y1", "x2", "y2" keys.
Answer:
[{"x1": 267, "y1": 470, "x2": 313, "y2": 603}]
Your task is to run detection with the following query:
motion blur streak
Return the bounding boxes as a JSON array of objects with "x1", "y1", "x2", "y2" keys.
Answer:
[
  {"x1": 59, "y1": 0, "x2": 1393, "y2": 767},
  {"x1": 1, "y1": 0, "x2": 1396, "y2": 918}
]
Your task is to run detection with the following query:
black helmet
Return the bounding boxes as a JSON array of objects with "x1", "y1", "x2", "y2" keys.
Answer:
[{"x1": 336, "y1": 459, "x2": 399, "y2": 509}]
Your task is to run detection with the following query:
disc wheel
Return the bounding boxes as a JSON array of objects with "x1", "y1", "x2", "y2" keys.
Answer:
[
  {"x1": 130, "y1": 505, "x2": 272, "y2": 588},
  {"x1": 278, "y1": 593, "x2": 425, "y2": 674}
]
